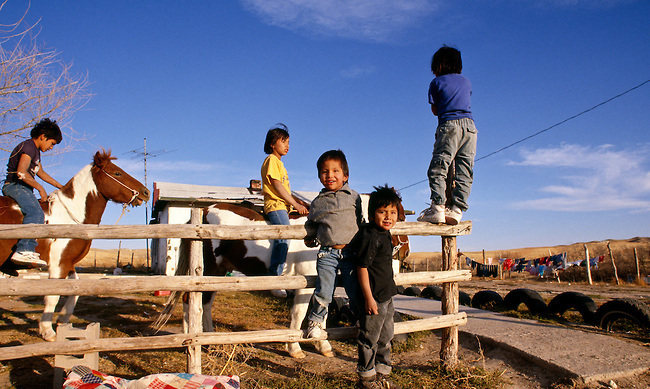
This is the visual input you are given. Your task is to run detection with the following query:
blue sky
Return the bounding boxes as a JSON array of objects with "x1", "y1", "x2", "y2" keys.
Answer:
[{"x1": 2, "y1": 0, "x2": 648, "y2": 252}]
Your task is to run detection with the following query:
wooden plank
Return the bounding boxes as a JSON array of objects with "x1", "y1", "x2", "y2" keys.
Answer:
[
  {"x1": 0, "y1": 271, "x2": 471, "y2": 296},
  {"x1": 0, "y1": 220, "x2": 472, "y2": 240},
  {"x1": 0, "y1": 313, "x2": 466, "y2": 360}
]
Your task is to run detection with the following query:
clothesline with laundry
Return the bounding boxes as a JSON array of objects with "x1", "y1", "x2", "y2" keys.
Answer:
[{"x1": 465, "y1": 253, "x2": 606, "y2": 278}]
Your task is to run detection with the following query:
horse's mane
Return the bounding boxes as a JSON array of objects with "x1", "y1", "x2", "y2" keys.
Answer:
[{"x1": 93, "y1": 149, "x2": 116, "y2": 166}]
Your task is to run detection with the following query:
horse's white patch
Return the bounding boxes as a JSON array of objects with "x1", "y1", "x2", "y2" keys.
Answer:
[{"x1": 47, "y1": 165, "x2": 97, "y2": 225}]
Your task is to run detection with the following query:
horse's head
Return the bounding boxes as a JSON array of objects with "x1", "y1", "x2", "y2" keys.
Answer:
[{"x1": 91, "y1": 150, "x2": 150, "y2": 206}]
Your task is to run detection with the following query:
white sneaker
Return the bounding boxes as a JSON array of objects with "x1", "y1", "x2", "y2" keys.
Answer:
[
  {"x1": 445, "y1": 205, "x2": 462, "y2": 225},
  {"x1": 270, "y1": 289, "x2": 287, "y2": 298},
  {"x1": 306, "y1": 320, "x2": 323, "y2": 339},
  {"x1": 11, "y1": 251, "x2": 47, "y2": 267},
  {"x1": 416, "y1": 205, "x2": 445, "y2": 223}
]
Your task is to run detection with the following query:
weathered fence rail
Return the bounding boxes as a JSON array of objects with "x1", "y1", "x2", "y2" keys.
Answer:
[
  {"x1": 0, "y1": 220, "x2": 471, "y2": 240},
  {"x1": 0, "y1": 218, "x2": 471, "y2": 372}
]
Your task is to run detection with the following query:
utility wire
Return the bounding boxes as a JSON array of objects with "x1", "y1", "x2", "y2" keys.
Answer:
[{"x1": 399, "y1": 79, "x2": 650, "y2": 192}]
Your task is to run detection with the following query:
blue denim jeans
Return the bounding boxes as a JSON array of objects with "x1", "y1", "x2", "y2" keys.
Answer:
[
  {"x1": 427, "y1": 117, "x2": 477, "y2": 211},
  {"x1": 357, "y1": 298, "x2": 394, "y2": 378},
  {"x1": 308, "y1": 246, "x2": 359, "y2": 323},
  {"x1": 267, "y1": 209, "x2": 290, "y2": 277},
  {"x1": 2, "y1": 182, "x2": 44, "y2": 252}
]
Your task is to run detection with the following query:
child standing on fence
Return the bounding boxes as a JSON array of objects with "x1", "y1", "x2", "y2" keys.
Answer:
[
  {"x1": 261, "y1": 124, "x2": 310, "y2": 298},
  {"x1": 3, "y1": 118, "x2": 63, "y2": 267},
  {"x1": 417, "y1": 45, "x2": 477, "y2": 225},
  {"x1": 350, "y1": 185, "x2": 402, "y2": 389},
  {"x1": 304, "y1": 149, "x2": 363, "y2": 339}
]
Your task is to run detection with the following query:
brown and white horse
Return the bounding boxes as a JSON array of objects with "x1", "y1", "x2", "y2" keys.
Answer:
[
  {"x1": 157, "y1": 199, "x2": 409, "y2": 359},
  {"x1": 0, "y1": 150, "x2": 149, "y2": 341}
]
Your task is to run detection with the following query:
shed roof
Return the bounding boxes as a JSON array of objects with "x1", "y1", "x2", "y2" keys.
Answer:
[{"x1": 151, "y1": 181, "x2": 319, "y2": 219}]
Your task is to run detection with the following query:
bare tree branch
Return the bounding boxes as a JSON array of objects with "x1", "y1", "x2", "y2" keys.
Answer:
[{"x1": 0, "y1": 0, "x2": 93, "y2": 156}]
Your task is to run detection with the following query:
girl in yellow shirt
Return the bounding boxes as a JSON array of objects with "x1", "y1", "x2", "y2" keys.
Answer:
[{"x1": 261, "y1": 124, "x2": 309, "y2": 297}]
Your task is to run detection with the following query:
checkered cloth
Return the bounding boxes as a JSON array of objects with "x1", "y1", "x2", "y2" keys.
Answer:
[{"x1": 63, "y1": 365, "x2": 240, "y2": 389}]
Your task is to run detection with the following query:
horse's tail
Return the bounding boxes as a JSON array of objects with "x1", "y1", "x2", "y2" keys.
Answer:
[{"x1": 151, "y1": 238, "x2": 191, "y2": 332}]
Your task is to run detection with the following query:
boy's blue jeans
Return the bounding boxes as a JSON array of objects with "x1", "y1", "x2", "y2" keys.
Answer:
[
  {"x1": 267, "y1": 210, "x2": 290, "y2": 277},
  {"x1": 308, "y1": 246, "x2": 359, "y2": 323},
  {"x1": 357, "y1": 298, "x2": 394, "y2": 379},
  {"x1": 2, "y1": 182, "x2": 44, "y2": 252},
  {"x1": 427, "y1": 117, "x2": 477, "y2": 211}
]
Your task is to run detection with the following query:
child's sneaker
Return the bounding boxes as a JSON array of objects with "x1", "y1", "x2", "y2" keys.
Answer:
[
  {"x1": 416, "y1": 205, "x2": 445, "y2": 224},
  {"x1": 270, "y1": 289, "x2": 287, "y2": 298},
  {"x1": 306, "y1": 320, "x2": 323, "y2": 339},
  {"x1": 356, "y1": 376, "x2": 383, "y2": 389},
  {"x1": 445, "y1": 205, "x2": 462, "y2": 225},
  {"x1": 11, "y1": 251, "x2": 47, "y2": 267},
  {"x1": 377, "y1": 373, "x2": 401, "y2": 389}
]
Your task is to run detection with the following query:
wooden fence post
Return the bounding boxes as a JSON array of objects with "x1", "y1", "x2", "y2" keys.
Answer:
[
  {"x1": 607, "y1": 242, "x2": 619, "y2": 285},
  {"x1": 187, "y1": 208, "x2": 204, "y2": 374},
  {"x1": 584, "y1": 244, "x2": 593, "y2": 285},
  {"x1": 440, "y1": 236, "x2": 459, "y2": 368}
]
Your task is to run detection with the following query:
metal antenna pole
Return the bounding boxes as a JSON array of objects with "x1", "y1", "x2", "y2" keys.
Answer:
[{"x1": 125, "y1": 140, "x2": 174, "y2": 272}]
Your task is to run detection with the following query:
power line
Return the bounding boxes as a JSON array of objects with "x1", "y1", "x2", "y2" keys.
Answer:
[{"x1": 399, "y1": 79, "x2": 650, "y2": 192}]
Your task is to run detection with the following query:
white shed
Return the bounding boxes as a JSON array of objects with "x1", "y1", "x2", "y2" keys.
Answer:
[{"x1": 149, "y1": 181, "x2": 319, "y2": 275}]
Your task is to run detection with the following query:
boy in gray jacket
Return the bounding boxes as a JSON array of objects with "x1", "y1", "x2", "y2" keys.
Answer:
[{"x1": 304, "y1": 149, "x2": 362, "y2": 338}]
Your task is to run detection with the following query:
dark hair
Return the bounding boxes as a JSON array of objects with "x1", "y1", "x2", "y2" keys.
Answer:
[
  {"x1": 30, "y1": 118, "x2": 62, "y2": 144},
  {"x1": 316, "y1": 149, "x2": 349, "y2": 177},
  {"x1": 263, "y1": 123, "x2": 290, "y2": 154},
  {"x1": 431, "y1": 45, "x2": 462, "y2": 76},
  {"x1": 368, "y1": 185, "x2": 402, "y2": 220}
]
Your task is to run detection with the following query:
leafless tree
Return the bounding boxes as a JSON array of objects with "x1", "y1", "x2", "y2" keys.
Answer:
[{"x1": 0, "y1": 1, "x2": 92, "y2": 153}]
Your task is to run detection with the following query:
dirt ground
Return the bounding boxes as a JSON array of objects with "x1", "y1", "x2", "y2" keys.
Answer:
[{"x1": 1, "y1": 270, "x2": 649, "y2": 389}]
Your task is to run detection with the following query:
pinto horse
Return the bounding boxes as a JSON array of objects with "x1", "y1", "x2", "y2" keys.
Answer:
[
  {"x1": 155, "y1": 199, "x2": 409, "y2": 359},
  {"x1": 0, "y1": 150, "x2": 149, "y2": 341}
]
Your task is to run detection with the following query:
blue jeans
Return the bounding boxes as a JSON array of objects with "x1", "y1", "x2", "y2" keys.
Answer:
[
  {"x1": 267, "y1": 209, "x2": 289, "y2": 277},
  {"x1": 2, "y1": 182, "x2": 44, "y2": 252},
  {"x1": 427, "y1": 117, "x2": 477, "y2": 211},
  {"x1": 308, "y1": 246, "x2": 359, "y2": 323},
  {"x1": 357, "y1": 298, "x2": 394, "y2": 378}
]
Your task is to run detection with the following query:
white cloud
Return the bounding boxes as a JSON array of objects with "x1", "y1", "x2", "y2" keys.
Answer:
[
  {"x1": 239, "y1": 0, "x2": 439, "y2": 42},
  {"x1": 339, "y1": 65, "x2": 376, "y2": 79},
  {"x1": 510, "y1": 143, "x2": 650, "y2": 212}
]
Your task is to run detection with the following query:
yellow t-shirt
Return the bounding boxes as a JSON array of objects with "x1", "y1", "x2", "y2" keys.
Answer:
[{"x1": 261, "y1": 154, "x2": 291, "y2": 214}]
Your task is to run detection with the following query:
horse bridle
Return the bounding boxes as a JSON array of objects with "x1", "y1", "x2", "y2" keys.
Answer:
[{"x1": 99, "y1": 167, "x2": 140, "y2": 205}]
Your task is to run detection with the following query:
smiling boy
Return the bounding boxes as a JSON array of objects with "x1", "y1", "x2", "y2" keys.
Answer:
[
  {"x1": 304, "y1": 149, "x2": 363, "y2": 339},
  {"x1": 350, "y1": 185, "x2": 402, "y2": 389}
]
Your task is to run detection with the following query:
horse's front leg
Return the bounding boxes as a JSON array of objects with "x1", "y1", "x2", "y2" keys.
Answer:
[
  {"x1": 40, "y1": 294, "x2": 60, "y2": 342},
  {"x1": 57, "y1": 271, "x2": 79, "y2": 325},
  {"x1": 202, "y1": 292, "x2": 216, "y2": 332},
  {"x1": 287, "y1": 288, "x2": 334, "y2": 358}
]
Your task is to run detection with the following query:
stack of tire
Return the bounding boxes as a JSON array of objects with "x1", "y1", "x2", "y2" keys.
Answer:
[{"x1": 467, "y1": 288, "x2": 650, "y2": 333}]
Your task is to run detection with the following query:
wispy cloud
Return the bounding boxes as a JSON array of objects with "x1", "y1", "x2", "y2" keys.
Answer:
[
  {"x1": 510, "y1": 143, "x2": 650, "y2": 212},
  {"x1": 339, "y1": 65, "x2": 377, "y2": 79},
  {"x1": 239, "y1": 0, "x2": 439, "y2": 42}
]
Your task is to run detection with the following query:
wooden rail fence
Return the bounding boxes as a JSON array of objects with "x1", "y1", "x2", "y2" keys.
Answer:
[{"x1": 0, "y1": 213, "x2": 472, "y2": 373}]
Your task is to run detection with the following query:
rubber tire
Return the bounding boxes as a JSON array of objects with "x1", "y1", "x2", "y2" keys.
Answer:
[
  {"x1": 459, "y1": 291, "x2": 472, "y2": 307},
  {"x1": 471, "y1": 290, "x2": 503, "y2": 310},
  {"x1": 327, "y1": 296, "x2": 349, "y2": 326},
  {"x1": 404, "y1": 286, "x2": 422, "y2": 297},
  {"x1": 421, "y1": 285, "x2": 443, "y2": 300},
  {"x1": 548, "y1": 292, "x2": 597, "y2": 324},
  {"x1": 396, "y1": 285, "x2": 406, "y2": 295},
  {"x1": 503, "y1": 288, "x2": 548, "y2": 314},
  {"x1": 596, "y1": 298, "x2": 650, "y2": 332}
]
